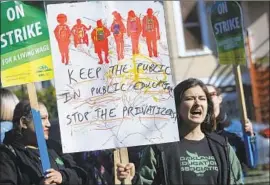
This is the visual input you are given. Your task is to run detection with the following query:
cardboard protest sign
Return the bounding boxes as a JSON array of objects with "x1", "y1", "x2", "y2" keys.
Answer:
[
  {"x1": 1, "y1": 1, "x2": 53, "y2": 87},
  {"x1": 47, "y1": 1, "x2": 179, "y2": 153},
  {"x1": 210, "y1": 1, "x2": 246, "y2": 65}
]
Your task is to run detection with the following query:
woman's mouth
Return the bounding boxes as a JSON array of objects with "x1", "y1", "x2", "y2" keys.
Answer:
[
  {"x1": 190, "y1": 108, "x2": 203, "y2": 119},
  {"x1": 44, "y1": 129, "x2": 49, "y2": 134},
  {"x1": 191, "y1": 109, "x2": 202, "y2": 116}
]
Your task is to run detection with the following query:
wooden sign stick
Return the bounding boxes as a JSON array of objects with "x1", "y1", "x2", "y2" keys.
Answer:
[
  {"x1": 114, "y1": 149, "x2": 121, "y2": 185},
  {"x1": 27, "y1": 83, "x2": 51, "y2": 174},
  {"x1": 114, "y1": 148, "x2": 132, "y2": 185},
  {"x1": 233, "y1": 65, "x2": 256, "y2": 167},
  {"x1": 233, "y1": 65, "x2": 248, "y2": 122}
]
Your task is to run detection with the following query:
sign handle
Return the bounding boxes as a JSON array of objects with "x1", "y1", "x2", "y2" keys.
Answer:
[
  {"x1": 114, "y1": 148, "x2": 131, "y2": 185},
  {"x1": 27, "y1": 83, "x2": 51, "y2": 174},
  {"x1": 114, "y1": 149, "x2": 121, "y2": 185},
  {"x1": 233, "y1": 65, "x2": 256, "y2": 168},
  {"x1": 233, "y1": 65, "x2": 248, "y2": 121}
]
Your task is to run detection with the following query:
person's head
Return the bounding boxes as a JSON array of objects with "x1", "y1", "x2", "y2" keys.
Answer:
[
  {"x1": 128, "y1": 10, "x2": 135, "y2": 18},
  {"x1": 0, "y1": 88, "x2": 19, "y2": 122},
  {"x1": 206, "y1": 84, "x2": 222, "y2": 118},
  {"x1": 147, "y1": 8, "x2": 153, "y2": 16},
  {"x1": 97, "y1": 19, "x2": 103, "y2": 27},
  {"x1": 174, "y1": 78, "x2": 216, "y2": 132},
  {"x1": 12, "y1": 100, "x2": 51, "y2": 144},
  {"x1": 76, "y1": 18, "x2": 82, "y2": 25},
  {"x1": 112, "y1": 11, "x2": 118, "y2": 18},
  {"x1": 115, "y1": 13, "x2": 122, "y2": 21},
  {"x1": 57, "y1": 13, "x2": 67, "y2": 24}
]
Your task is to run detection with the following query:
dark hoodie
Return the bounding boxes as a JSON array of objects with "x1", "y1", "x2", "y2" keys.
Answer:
[
  {"x1": 0, "y1": 130, "x2": 87, "y2": 185},
  {"x1": 215, "y1": 108, "x2": 257, "y2": 168},
  {"x1": 216, "y1": 107, "x2": 229, "y2": 131}
]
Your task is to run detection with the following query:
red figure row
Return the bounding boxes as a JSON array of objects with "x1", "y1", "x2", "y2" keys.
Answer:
[{"x1": 54, "y1": 8, "x2": 160, "y2": 65}]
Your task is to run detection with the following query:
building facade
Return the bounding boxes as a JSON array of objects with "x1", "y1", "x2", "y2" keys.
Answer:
[{"x1": 164, "y1": 0, "x2": 269, "y2": 122}]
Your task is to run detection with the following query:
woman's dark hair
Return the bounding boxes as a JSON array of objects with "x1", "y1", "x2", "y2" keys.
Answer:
[
  {"x1": 174, "y1": 78, "x2": 216, "y2": 132},
  {"x1": 12, "y1": 100, "x2": 33, "y2": 131},
  {"x1": 205, "y1": 84, "x2": 222, "y2": 96}
]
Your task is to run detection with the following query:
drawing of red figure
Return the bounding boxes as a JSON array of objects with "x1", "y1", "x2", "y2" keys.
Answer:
[
  {"x1": 127, "y1": 10, "x2": 141, "y2": 55},
  {"x1": 91, "y1": 20, "x2": 111, "y2": 64},
  {"x1": 71, "y1": 19, "x2": 91, "y2": 48},
  {"x1": 54, "y1": 13, "x2": 71, "y2": 65},
  {"x1": 142, "y1": 8, "x2": 160, "y2": 57},
  {"x1": 111, "y1": 11, "x2": 126, "y2": 61}
]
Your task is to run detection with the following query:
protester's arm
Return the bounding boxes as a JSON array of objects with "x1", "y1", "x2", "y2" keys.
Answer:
[
  {"x1": 126, "y1": 21, "x2": 130, "y2": 36},
  {"x1": 54, "y1": 26, "x2": 59, "y2": 41},
  {"x1": 249, "y1": 134, "x2": 257, "y2": 157},
  {"x1": 241, "y1": 118, "x2": 258, "y2": 167},
  {"x1": 154, "y1": 16, "x2": 160, "y2": 39},
  {"x1": 48, "y1": 141, "x2": 88, "y2": 185},
  {"x1": 246, "y1": 119, "x2": 258, "y2": 167},
  {"x1": 228, "y1": 144, "x2": 244, "y2": 185},
  {"x1": 142, "y1": 17, "x2": 146, "y2": 36},
  {"x1": 70, "y1": 26, "x2": 75, "y2": 35},
  {"x1": 83, "y1": 24, "x2": 91, "y2": 31},
  {"x1": 67, "y1": 26, "x2": 72, "y2": 38},
  {"x1": 0, "y1": 150, "x2": 18, "y2": 185},
  {"x1": 116, "y1": 146, "x2": 158, "y2": 185}
]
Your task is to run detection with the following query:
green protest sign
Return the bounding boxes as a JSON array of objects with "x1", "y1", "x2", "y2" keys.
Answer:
[
  {"x1": 210, "y1": 1, "x2": 246, "y2": 65},
  {"x1": 1, "y1": 1, "x2": 53, "y2": 87},
  {"x1": 1, "y1": 1, "x2": 53, "y2": 173}
]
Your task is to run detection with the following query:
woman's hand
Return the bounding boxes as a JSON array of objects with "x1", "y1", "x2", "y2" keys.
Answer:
[
  {"x1": 44, "y1": 169, "x2": 63, "y2": 185},
  {"x1": 116, "y1": 163, "x2": 135, "y2": 181},
  {"x1": 244, "y1": 119, "x2": 254, "y2": 136}
]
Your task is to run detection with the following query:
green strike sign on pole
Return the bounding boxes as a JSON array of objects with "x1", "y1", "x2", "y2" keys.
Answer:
[
  {"x1": 210, "y1": 1, "x2": 246, "y2": 65},
  {"x1": 1, "y1": 1, "x2": 53, "y2": 87},
  {"x1": 1, "y1": 1, "x2": 52, "y2": 174},
  {"x1": 210, "y1": 1, "x2": 257, "y2": 169}
]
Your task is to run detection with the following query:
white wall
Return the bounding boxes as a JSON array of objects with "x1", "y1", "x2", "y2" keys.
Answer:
[
  {"x1": 242, "y1": 1, "x2": 269, "y2": 61},
  {"x1": 163, "y1": 1, "x2": 268, "y2": 86}
]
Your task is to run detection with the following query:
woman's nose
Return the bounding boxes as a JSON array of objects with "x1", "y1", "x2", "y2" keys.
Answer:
[
  {"x1": 194, "y1": 98, "x2": 200, "y2": 105},
  {"x1": 46, "y1": 120, "x2": 51, "y2": 127}
]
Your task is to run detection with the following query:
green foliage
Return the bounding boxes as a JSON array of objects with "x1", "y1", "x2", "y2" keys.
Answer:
[
  {"x1": 14, "y1": 85, "x2": 58, "y2": 120},
  {"x1": 13, "y1": 86, "x2": 28, "y2": 100},
  {"x1": 37, "y1": 86, "x2": 58, "y2": 120}
]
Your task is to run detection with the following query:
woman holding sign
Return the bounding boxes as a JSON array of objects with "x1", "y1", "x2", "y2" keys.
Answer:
[
  {"x1": 117, "y1": 78, "x2": 244, "y2": 185},
  {"x1": 206, "y1": 84, "x2": 257, "y2": 171},
  {"x1": 0, "y1": 100, "x2": 88, "y2": 185}
]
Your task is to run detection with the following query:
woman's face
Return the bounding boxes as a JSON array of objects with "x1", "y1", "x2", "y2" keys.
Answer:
[
  {"x1": 24, "y1": 104, "x2": 51, "y2": 140},
  {"x1": 206, "y1": 85, "x2": 222, "y2": 118},
  {"x1": 40, "y1": 104, "x2": 50, "y2": 140},
  {"x1": 179, "y1": 86, "x2": 208, "y2": 126}
]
